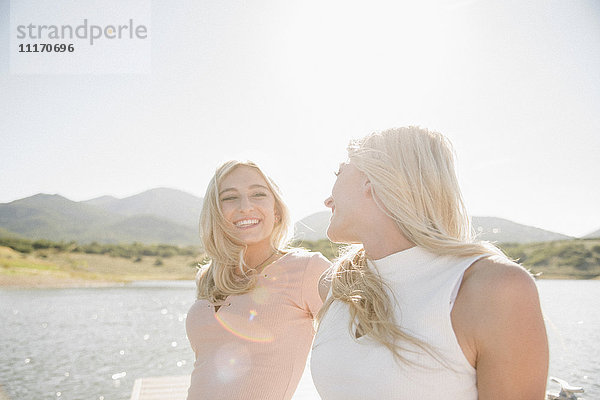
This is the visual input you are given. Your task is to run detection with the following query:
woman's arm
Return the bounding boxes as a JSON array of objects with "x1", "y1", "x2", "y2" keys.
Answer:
[
  {"x1": 452, "y1": 257, "x2": 549, "y2": 399},
  {"x1": 318, "y1": 268, "x2": 332, "y2": 303},
  {"x1": 301, "y1": 253, "x2": 332, "y2": 315}
]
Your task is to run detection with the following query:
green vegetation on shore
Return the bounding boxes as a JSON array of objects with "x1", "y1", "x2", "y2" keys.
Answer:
[
  {"x1": 1, "y1": 237, "x2": 599, "y2": 287},
  {"x1": 0, "y1": 237, "x2": 203, "y2": 287},
  {"x1": 0, "y1": 236, "x2": 199, "y2": 258},
  {"x1": 296, "y1": 238, "x2": 600, "y2": 279},
  {"x1": 501, "y1": 239, "x2": 600, "y2": 279}
]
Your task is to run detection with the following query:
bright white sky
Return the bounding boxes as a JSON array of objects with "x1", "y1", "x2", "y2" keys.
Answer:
[{"x1": 1, "y1": 0, "x2": 599, "y2": 237}]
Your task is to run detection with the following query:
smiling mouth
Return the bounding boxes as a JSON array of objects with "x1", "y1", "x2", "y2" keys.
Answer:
[{"x1": 234, "y1": 218, "x2": 260, "y2": 228}]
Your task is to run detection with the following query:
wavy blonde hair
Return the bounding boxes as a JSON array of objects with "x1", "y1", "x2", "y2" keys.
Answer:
[
  {"x1": 317, "y1": 126, "x2": 503, "y2": 363},
  {"x1": 196, "y1": 160, "x2": 293, "y2": 301}
]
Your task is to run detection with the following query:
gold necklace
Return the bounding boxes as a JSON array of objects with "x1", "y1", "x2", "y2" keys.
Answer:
[{"x1": 250, "y1": 249, "x2": 279, "y2": 272}]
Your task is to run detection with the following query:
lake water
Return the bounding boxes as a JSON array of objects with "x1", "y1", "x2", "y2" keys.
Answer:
[{"x1": 0, "y1": 280, "x2": 598, "y2": 399}]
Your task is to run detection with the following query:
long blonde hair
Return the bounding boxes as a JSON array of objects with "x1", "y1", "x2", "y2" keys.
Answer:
[
  {"x1": 196, "y1": 160, "x2": 293, "y2": 301},
  {"x1": 318, "y1": 127, "x2": 503, "y2": 363}
]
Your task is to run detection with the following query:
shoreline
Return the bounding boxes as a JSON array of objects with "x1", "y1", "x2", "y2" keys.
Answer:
[
  {"x1": 0, "y1": 274, "x2": 596, "y2": 290},
  {"x1": 0, "y1": 275, "x2": 196, "y2": 289},
  {"x1": 1, "y1": 243, "x2": 599, "y2": 289}
]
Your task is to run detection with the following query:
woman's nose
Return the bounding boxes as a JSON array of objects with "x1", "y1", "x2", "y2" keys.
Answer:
[
  {"x1": 324, "y1": 196, "x2": 333, "y2": 208},
  {"x1": 239, "y1": 196, "x2": 253, "y2": 212}
]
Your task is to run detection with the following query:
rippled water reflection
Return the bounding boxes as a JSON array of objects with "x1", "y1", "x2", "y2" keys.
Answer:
[
  {"x1": 0, "y1": 280, "x2": 598, "y2": 399},
  {"x1": 0, "y1": 282, "x2": 195, "y2": 400},
  {"x1": 539, "y1": 280, "x2": 600, "y2": 398}
]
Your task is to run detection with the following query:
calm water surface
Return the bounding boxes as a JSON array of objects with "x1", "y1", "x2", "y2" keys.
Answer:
[
  {"x1": 0, "y1": 280, "x2": 598, "y2": 399},
  {"x1": 539, "y1": 280, "x2": 600, "y2": 398},
  {"x1": 1, "y1": 282, "x2": 195, "y2": 400}
]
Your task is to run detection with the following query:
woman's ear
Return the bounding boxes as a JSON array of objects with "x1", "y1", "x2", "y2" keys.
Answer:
[
  {"x1": 363, "y1": 178, "x2": 373, "y2": 197},
  {"x1": 274, "y1": 208, "x2": 281, "y2": 223}
]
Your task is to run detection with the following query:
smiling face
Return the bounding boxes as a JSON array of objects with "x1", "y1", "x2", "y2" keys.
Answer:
[
  {"x1": 324, "y1": 162, "x2": 370, "y2": 244},
  {"x1": 218, "y1": 165, "x2": 278, "y2": 250}
]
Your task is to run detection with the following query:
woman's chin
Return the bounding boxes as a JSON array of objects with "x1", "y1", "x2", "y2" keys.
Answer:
[
  {"x1": 239, "y1": 234, "x2": 272, "y2": 248},
  {"x1": 327, "y1": 224, "x2": 361, "y2": 244},
  {"x1": 326, "y1": 226, "x2": 344, "y2": 244}
]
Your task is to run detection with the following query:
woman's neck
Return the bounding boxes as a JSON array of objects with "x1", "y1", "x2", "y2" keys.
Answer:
[
  {"x1": 361, "y1": 219, "x2": 414, "y2": 260},
  {"x1": 244, "y1": 243, "x2": 277, "y2": 270}
]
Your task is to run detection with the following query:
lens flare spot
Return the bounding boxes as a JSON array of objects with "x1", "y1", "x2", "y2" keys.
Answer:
[
  {"x1": 249, "y1": 310, "x2": 257, "y2": 321},
  {"x1": 213, "y1": 343, "x2": 251, "y2": 383},
  {"x1": 214, "y1": 312, "x2": 274, "y2": 343},
  {"x1": 250, "y1": 286, "x2": 270, "y2": 304}
]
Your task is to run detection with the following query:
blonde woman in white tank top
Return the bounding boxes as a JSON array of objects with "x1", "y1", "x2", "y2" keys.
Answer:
[{"x1": 311, "y1": 127, "x2": 548, "y2": 399}]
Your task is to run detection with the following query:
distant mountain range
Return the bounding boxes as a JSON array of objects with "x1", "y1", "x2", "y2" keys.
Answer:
[
  {"x1": 0, "y1": 189, "x2": 203, "y2": 245},
  {"x1": 584, "y1": 228, "x2": 600, "y2": 239},
  {"x1": 294, "y1": 211, "x2": 581, "y2": 244},
  {"x1": 83, "y1": 188, "x2": 202, "y2": 229},
  {"x1": 0, "y1": 189, "x2": 596, "y2": 245}
]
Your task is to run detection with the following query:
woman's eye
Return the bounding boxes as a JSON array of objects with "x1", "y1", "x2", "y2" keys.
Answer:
[
  {"x1": 252, "y1": 192, "x2": 267, "y2": 198},
  {"x1": 220, "y1": 196, "x2": 237, "y2": 202}
]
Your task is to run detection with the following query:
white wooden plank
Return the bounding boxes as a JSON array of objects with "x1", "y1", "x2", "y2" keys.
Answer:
[{"x1": 130, "y1": 375, "x2": 190, "y2": 400}]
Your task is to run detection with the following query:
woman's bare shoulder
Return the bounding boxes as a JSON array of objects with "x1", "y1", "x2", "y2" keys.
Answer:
[
  {"x1": 456, "y1": 255, "x2": 543, "y2": 347},
  {"x1": 455, "y1": 256, "x2": 548, "y2": 397},
  {"x1": 461, "y1": 255, "x2": 538, "y2": 300}
]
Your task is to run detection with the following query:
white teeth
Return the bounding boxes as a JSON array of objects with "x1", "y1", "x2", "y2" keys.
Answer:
[{"x1": 235, "y1": 219, "x2": 260, "y2": 227}]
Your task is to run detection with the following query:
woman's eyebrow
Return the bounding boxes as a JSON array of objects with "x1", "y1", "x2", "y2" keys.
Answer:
[
  {"x1": 249, "y1": 184, "x2": 269, "y2": 190},
  {"x1": 218, "y1": 188, "x2": 238, "y2": 195},
  {"x1": 218, "y1": 184, "x2": 268, "y2": 195}
]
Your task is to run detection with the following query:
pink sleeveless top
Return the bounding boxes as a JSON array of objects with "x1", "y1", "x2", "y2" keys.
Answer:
[{"x1": 186, "y1": 250, "x2": 330, "y2": 400}]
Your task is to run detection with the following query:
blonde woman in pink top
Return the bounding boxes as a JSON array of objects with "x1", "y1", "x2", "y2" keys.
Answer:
[{"x1": 186, "y1": 160, "x2": 331, "y2": 400}]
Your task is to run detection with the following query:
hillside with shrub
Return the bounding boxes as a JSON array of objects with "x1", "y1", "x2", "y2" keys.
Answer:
[
  {"x1": 1, "y1": 237, "x2": 598, "y2": 287},
  {"x1": 296, "y1": 238, "x2": 600, "y2": 280}
]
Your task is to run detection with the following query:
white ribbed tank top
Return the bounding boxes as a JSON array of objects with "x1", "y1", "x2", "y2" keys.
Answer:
[{"x1": 311, "y1": 246, "x2": 486, "y2": 400}]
